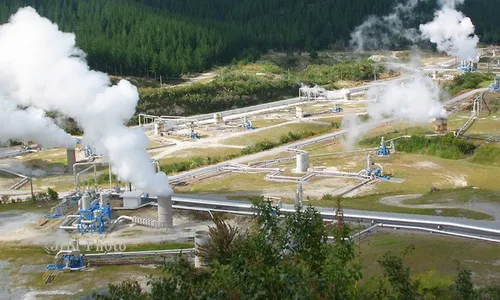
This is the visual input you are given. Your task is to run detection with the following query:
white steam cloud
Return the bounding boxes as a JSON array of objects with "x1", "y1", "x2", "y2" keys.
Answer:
[
  {"x1": 419, "y1": 0, "x2": 479, "y2": 61},
  {"x1": 367, "y1": 73, "x2": 446, "y2": 122},
  {"x1": 351, "y1": 0, "x2": 479, "y2": 62},
  {"x1": 0, "y1": 7, "x2": 172, "y2": 196},
  {"x1": 350, "y1": 0, "x2": 425, "y2": 51},
  {"x1": 342, "y1": 72, "x2": 446, "y2": 148},
  {"x1": 0, "y1": 99, "x2": 75, "y2": 148}
]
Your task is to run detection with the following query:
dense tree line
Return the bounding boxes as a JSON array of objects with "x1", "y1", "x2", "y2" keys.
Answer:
[
  {"x1": 95, "y1": 199, "x2": 499, "y2": 299},
  {"x1": 0, "y1": 0, "x2": 498, "y2": 78}
]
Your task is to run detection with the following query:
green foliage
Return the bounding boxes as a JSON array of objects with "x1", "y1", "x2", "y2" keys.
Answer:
[
  {"x1": 138, "y1": 75, "x2": 297, "y2": 117},
  {"x1": 453, "y1": 267, "x2": 476, "y2": 300},
  {"x1": 376, "y1": 245, "x2": 418, "y2": 300},
  {"x1": 416, "y1": 270, "x2": 454, "y2": 299},
  {"x1": 46, "y1": 187, "x2": 58, "y2": 202},
  {"x1": 446, "y1": 72, "x2": 495, "y2": 95},
  {"x1": 309, "y1": 51, "x2": 319, "y2": 60},
  {"x1": 299, "y1": 60, "x2": 383, "y2": 85},
  {"x1": 94, "y1": 280, "x2": 147, "y2": 300},
  {"x1": 80, "y1": 172, "x2": 117, "y2": 187},
  {"x1": 470, "y1": 145, "x2": 500, "y2": 166},
  {"x1": 95, "y1": 198, "x2": 500, "y2": 299},
  {"x1": 386, "y1": 134, "x2": 477, "y2": 160},
  {"x1": 1, "y1": 1, "x2": 498, "y2": 78},
  {"x1": 161, "y1": 129, "x2": 326, "y2": 174},
  {"x1": 197, "y1": 216, "x2": 241, "y2": 265}
]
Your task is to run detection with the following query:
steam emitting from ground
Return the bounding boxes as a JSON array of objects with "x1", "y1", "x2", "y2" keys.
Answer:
[
  {"x1": 343, "y1": 0, "x2": 478, "y2": 148},
  {"x1": 351, "y1": 0, "x2": 479, "y2": 61},
  {"x1": 420, "y1": 0, "x2": 479, "y2": 62},
  {"x1": 0, "y1": 7, "x2": 172, "y2": 196}
]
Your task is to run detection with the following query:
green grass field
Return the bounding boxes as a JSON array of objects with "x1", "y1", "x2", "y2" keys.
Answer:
[
  {"x1": 359, "y1": 232, "x2": 500, "y2": 286},
  {"x1": 221, "y1": 122, "x2": 331, "y2": 146},
  {"x1": 159, "y1": 147, "x2": 242, "y2": 166},
  {"x1": 251, "y1": 118, "x2": 289, "y2": 128}
]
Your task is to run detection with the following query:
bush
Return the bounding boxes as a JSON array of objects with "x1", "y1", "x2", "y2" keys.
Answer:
[
  {"x1": 446, "y1": 72, "x2": 495, "y2": 95},
  {"x1": 395, "y1": 134, "x2": 477, "y2": 159},
  {"x1": 137, "y1": 75, "x2": 297, "y2": 119},
  {"x1": 470, "y1": 145, "x2": 500, "y2": 166},
  {"x1": 47, "y1": 188, "x2": 59, "y2": 202}
]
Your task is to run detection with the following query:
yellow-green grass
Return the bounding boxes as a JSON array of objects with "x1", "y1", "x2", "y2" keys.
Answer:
[
  {"x1": 312, "y1": 194, "x2": 493, "y2": 220},
  {"x1": 316, "y1": 116, "x2": 343, "y2": 124},
  {"x1": 306, "y1": 151, "x2": 500, "y2": 195},
  {"x1": 371, "y1": 153, "x2": 500, "y2": 194},
  {"x1": 176, "y1": 173, "x2": 297, "y2": 195},
  {"x1": 18, "y1": 149, "x2": 67, "y2": 166},
  {"x1": 359, "y1": 232, "x2": 500, "y2": 286},
  {"x1": 221, "y1": 122, "x2": 331, "y2": 146},
  {"x1": 159, "y1": 147, "x2": 241, "y2": 165},
  {"x1": 147, "y1": 139, "x2": 164, "y2": 149},
  {"x1": 404, "y1": 188, "x2": 500, "y2": 205},
  {"x1": 447, "y1": 112, "x2": 500, "y2": 135},
  {"x1": 251, "y1": 118, "x2": 288, "y2": 128}
]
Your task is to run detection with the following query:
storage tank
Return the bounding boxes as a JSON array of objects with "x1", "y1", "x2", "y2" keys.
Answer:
[
  {"x1": 99, "y1": 193, "x2": 108, "y2": 208},
  {"x1": 81, "y1": 192, "x2": 91, "y2": 210},
  {"x1": 157, "y1": 195, "x2": 173, "y2": 228},
  {"x1": 296, "y1": 152, "x2": 310, "y2": 173}
]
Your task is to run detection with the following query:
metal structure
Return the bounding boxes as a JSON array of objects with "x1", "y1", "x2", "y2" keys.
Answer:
[
  {"x1": 455, "y1": 92, "x2": 484, "y2": 137},
  {"x1": 243, "y1": 116, "x2": 254, "y2": 130},
  {"x1": 77, "y1": 191, "x2": 112, "y2": 234},
  {"x1": 331, "y1": 102, "x2": 343, "y2": 113},
  {"x1": 377, "y1": 137, "x2": 391, "y2": 156},
  {"x1": 360, "y1": 154, "x2": 386, "y2": 179},
  {"x1": 489, "y1": 77, "x2": 500, "y2": 92},
  {"x1": 458, "y1": 60, "x2": 478, "y2": 72}
]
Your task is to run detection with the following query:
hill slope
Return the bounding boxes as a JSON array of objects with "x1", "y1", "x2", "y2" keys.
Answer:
[{"x1": 0, "y1": 0, "x2": 498, "y2": 77}]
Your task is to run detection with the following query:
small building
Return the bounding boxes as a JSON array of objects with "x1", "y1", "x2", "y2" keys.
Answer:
[{"x1": 122, "y1": 191, "x2": 145, "y2": 209}]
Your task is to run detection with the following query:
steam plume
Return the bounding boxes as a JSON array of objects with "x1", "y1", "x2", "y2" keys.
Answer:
[
  {"x1": 350, "y1": 0, "x2": 425, "y2": 51},
  {"x1": 0, "y1": 99, "x2": 75, "y2": 148},
  {"x1": 0, "y1": 7, "x2": 172, "y2": 196},
  {"x1": 419, "y1": 0, "x2": 479, "y2": 61}
]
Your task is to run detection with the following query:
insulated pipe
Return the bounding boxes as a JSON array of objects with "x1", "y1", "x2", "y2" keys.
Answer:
[{"x1": 73, "y1": 161, "x2": 108, "y2": 191}]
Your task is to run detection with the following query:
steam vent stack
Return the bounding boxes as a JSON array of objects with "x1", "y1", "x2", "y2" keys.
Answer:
[
  {"x1": 435, "y1": 118, "x2": 448, "y2": 134},
  {"x1": 67, "y1": 149, "x2": 76, "y2": 172},
  {"x1": 158, "y1": 195, "x2": 173, "y2": 228}
]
